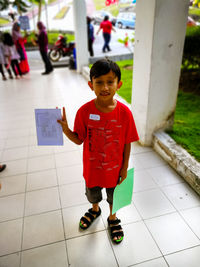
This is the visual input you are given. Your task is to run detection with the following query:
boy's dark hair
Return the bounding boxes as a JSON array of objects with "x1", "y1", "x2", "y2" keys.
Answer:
[
  {"x1": 104, "y1": 15, "x2": 109, "y2": 21},
  {"x1": 90, "y1": 59, "x2": 121, "y2": 82},
  {"x1": 3, "y1": 32, "x2": 14, "y2": 46}
]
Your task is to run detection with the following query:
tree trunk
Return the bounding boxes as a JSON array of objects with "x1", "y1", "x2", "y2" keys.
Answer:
[
  {"x1": 38, "y1": 0, "x2": 42, "y2": 22},
  {"x1": 17, "y1": 2, "x2": 22, "y2": 16}
]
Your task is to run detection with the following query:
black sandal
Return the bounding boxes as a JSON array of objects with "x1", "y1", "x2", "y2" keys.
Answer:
[
  {"x1": 79, "y1": 208, "x2": 101, "y2": 230},
  {"x1": 107, "y1": 218, "x2": 124, "y2": 244}
]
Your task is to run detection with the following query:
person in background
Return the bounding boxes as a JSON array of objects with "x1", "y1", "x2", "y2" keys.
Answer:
[
  {"x1": 87, "y1": 16, "x2": 94, "y2": 57},
  {"x1": 0, "y1": 164, "x2": 6, "y2": 190},
  {"x1": 3, "y1": 32, "x2": 23, "y2": 79},
  {"x1": 12, "y1": 21, "x2": 29, "y2": 74},
  {"x1": 96, "y1": 15, "x2": 115, "y2": 53},
  {"x1": 33, "y1": 21, "x2": 53, "y2": 75},
  {"x1": 0, "y1": 31, "x2": 13, "y2": 80}
]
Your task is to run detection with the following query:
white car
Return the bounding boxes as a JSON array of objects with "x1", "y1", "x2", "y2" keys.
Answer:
[
  {"x1": 116, "y1": 12, "x2": 136, "y2": 29},
  {"x1": 92, "y1": 10, "x2": 116, "y2": 25}
]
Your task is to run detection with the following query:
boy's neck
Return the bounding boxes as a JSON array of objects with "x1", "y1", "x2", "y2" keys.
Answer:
[{"x1": 95, "y1": 98, "x2": 117, "y2": 113}]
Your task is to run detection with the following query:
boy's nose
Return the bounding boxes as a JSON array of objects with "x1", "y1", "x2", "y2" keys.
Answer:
[{"x1": 103, "y1": 83, "x2": 109, "y2": 89}]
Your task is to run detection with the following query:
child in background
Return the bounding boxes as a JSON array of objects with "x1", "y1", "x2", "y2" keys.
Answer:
[
  {"x1": 0, "y1": 31, "x2": 13, "y2": 80},
  {"x1": 3, "y1": 32, "x2": 22, "y2": 79},
  {"x1": 58, "y1": 59, "x2": 139, "y2": 244}
]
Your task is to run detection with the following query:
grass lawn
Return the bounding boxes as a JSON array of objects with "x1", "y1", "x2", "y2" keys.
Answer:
[
  {"x1": 114, "y1": 59, "x2": 200, "y2": 161},
  {"x1": 54, "y1": 6, "x2": 70, "y2": 19},
  {"x1": 0, "y1": 17, "x2": 10, "y2": 25},
  {"x1": 167, "y1": 91, "x2": 200, "y2": 161},
  {"x1": 116, "y1": 59, "x2": 133, "y2": 103},
  {"x1": 189, "y1": 6, "x2": 200, "y2": 22},
  {"x1": 25, "y1": 31, "x2": 74, "y2": 46}
]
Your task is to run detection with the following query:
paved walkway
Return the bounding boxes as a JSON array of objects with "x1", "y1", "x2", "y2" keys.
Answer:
[{"x1": 0, "y1": 64, "x2": 200, "y2": 267}]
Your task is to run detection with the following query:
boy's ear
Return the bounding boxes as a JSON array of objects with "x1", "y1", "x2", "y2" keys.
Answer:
[
  {"x1": 88, "y1": 81, "x2": 94, "y2": 91},
  {"x1": 117, "y1": 81, "x2": 123, "y2": 90}
]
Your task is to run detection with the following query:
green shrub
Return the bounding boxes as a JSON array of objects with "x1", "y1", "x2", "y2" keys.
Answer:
[
  {"x1": 182, "y1": 26, "x2": 200, "y2": 69},
  {"x1": 25, "y1": 31, "x2": 74, "y2": 47}
]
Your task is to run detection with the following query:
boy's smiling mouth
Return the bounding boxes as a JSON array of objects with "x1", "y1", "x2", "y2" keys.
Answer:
[{"x1": 100, "y1": 92, "x2": 110, "y2": 96}]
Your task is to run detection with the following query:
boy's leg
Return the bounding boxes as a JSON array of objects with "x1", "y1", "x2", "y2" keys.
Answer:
[
  {"x1": 80, "y1": 202, "x2": 100, "y2": 228},
  {"x1": 106, "y1": 188, "x2": 124, "y2": 242},
  {"x1": 80, "y1": 186, "x2": 102, "y2": 228}
]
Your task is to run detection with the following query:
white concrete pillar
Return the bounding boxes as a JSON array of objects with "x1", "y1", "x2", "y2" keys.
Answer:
[
  {"x1": 132, "y1": 0, "x2": 189, "y2": 145},
  {"x1": 73, "y1": 0, "x2": 89, "y2": 73}
]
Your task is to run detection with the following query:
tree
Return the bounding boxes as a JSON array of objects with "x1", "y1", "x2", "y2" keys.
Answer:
[
  {"x1": 193, "y1": 0, "x2": 200, "y2": 8},
  {"x1": 14, "y1": 0, "x2": 30, "y2": 14},
  {"x1": 29, "y1": 0, "x2": 43, "y2": 22},
  {"x1": 0, "y1": 0, "x2": 30, "y2": 14},
  {"x1": 0, "y1": 0, "x2": 9, "y2": 11}
]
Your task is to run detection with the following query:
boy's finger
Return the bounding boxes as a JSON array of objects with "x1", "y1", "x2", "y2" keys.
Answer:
[{"x1": 62, "y1": 107, "x2": 66, "y2": 120}]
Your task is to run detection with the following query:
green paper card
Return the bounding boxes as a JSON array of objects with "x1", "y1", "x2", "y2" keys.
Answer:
[{"x1": 112, "y1": 168, "x2": 134, "y2": 215}]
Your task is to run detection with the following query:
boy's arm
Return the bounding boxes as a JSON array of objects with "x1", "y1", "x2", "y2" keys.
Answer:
[
  {"x1": 118, "y1": 143, "x2": 131, "y2": 185},
  {"x1": 57, "y1": 107, "x2": 83, "y2": 145}
]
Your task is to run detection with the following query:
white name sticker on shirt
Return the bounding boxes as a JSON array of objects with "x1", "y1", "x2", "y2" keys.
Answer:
[{"x1": 89, "y1": 114, "x2": 100, "y2": 121}]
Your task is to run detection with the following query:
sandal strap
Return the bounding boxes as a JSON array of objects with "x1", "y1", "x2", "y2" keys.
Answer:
[
  {"x1": 110, "y1": 225, "x2": 122, "y2": 232},
  {"x1": 111, "y1": 231, "x2": 124, "y2": 239},
  {"x1": 107, "y1": 218, "x2": 121, "y2": 225},
  {"x1": 80, "y1": 216, "x2": 91, "y2": 226},
  {"x1": 88, "y1": 208, "x2": 101, "y2": 216},
  {"x1": 85, "y1": 212, "x2": 95, "y2": 222}
]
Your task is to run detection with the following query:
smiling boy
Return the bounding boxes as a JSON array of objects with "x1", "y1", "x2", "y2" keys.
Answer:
[{"x1": 58, "y1": 59, "x2": 139, "y2": 243}]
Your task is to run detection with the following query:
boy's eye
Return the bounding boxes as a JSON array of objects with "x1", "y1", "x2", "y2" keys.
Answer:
[
  {"x1": 108, "y1": 81, "x2": 114, "y2": 84},
  {"x1": 96, "y1": 81, "x2": 102, "y2": 84}
]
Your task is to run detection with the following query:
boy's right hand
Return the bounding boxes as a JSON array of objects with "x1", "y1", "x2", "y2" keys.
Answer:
[{"x1": 57, "y1": 107, "x2": 69, "y2": 133}]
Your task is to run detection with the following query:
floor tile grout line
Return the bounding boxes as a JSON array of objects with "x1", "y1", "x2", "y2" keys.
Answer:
[
  {"x1": 1, "y1": 197, "x2": 198, "y2": 225},
  {"x1": 158, "y1": 182, "x2": 200, "y2": 216},
  {"x1": 0, "y1": 240, "x2": 66, "y2": 259},
  {"x1": 176, "y1": 207, "x2": 200, "y2": 242},
  {"x1": 19, "y1": 158, "x2": 29, "y2": 267},
  {"x1": 132, "y1": 201, "x2": 165, "y2": 258},
  {"x1": 126, "y1": 256, "x2": 169, "y2": 267},
  {"x1": 163, "y1": 244, "x2": 200, "y2": 258},
  {"x1": 54, "y1": 153, "x2": 71, "y2": 267},
  {"x1": 1, "y1": 146, "x2": 79, "y2": 159},
  {"x1": 142, "y1": 208, "x2": 200, "y2": 259},
  {"x1": 0, "y1": 185, "x2": 199, "y2": 222}
]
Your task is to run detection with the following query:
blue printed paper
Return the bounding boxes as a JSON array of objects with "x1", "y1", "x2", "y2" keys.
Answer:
[{"x1": 35, "y1": 109, "x2": 63, "y2": 146}]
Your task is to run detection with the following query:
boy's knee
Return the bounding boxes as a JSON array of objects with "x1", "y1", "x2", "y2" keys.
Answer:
[{"x1": 85, "y1": 186, "x2": 102, "y2": 204}]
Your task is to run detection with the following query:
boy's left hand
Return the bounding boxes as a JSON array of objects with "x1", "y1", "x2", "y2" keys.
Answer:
[{"x1": 118, "y1": 168, "x2": 127, "y2": 185}]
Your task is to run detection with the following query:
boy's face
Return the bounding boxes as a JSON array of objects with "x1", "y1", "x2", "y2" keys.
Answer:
[{"x1": 88, "y1": 71, "x2": 122, "y2": 102}]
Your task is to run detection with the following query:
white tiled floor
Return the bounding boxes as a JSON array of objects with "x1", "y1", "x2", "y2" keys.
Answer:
[{"x1": 0, "y1": 67, "x2": 200, "y2": 267}]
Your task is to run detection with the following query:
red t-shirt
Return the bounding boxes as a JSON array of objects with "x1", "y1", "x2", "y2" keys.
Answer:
[
  {"x1": 74, "y1": 99, "x2": 139, "y2": 188},
  {"x1": 100, "y1": 20, "x2": 112, "y2": 34}
]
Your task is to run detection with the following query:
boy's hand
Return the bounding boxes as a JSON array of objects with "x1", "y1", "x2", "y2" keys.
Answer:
[
  {"x1": 118, "y1": 168, "x2": 127, "y2": 185},
  {"x1": 57, "y1": 107, "x2": 69, "y2": 133}
]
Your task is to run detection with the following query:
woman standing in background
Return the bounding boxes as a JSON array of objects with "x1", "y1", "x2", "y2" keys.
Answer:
[
  {"x1": 12, "y1": 21, "x2": 29, "y2": 74},
  {"x1": 35, "y1": 21, "x2": 53, "y2": 75}
]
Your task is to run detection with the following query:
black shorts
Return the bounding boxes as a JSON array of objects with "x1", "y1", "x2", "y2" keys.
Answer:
[{"x1": 85, "y1": 186, "x2": 115, "y2": 205}]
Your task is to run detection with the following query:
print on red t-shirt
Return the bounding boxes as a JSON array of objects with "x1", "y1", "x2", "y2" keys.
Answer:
[
  {"x1": 88, "y1": 118, "x2": 121, "y2": 171},
  {"x1": 74, "y1": 100, "x2": 139, "y2": 188}
]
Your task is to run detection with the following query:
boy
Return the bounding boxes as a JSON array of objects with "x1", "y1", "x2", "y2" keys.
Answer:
[{"x1": 58, "y1": 59, "x2": 139, "y2": 244}]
